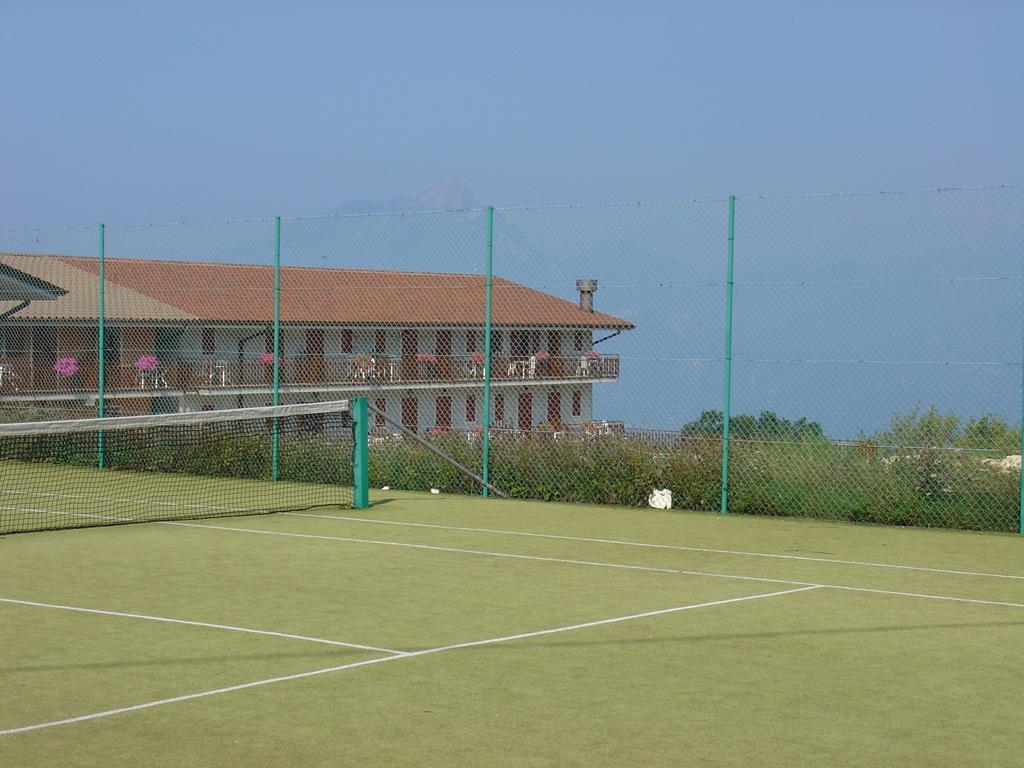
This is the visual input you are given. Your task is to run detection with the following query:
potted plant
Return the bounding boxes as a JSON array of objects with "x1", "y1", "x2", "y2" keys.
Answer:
[
  {"x1": 53, "y1": 356, "x2": 81, "y2": 390},
  {"x1": 353, "y1": 354, "x2": 374, "y2": 374},
  {"x1": 416, "y1": 353, "x2": 439, "y2": 378},
  {"x1": 136, "y1": 354, "x2": 159, "y2": 372}
]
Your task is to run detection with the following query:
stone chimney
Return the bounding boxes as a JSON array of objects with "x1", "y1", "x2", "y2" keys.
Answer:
[{"x1": 576, "y1": 279, "x2": 598, "y2": 312}]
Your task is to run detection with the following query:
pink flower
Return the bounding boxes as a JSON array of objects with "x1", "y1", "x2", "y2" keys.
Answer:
[
  {"x1": 353, "y1": 354, "x2": 374, "y2": 371},
  {"x1": 259, "y1": 353, "x2": 278, "y2": 366},
  {"x1": 53, "y1": 356, "x2": 79, "y2": 377},
  {"x1": 136, "y1": 355, "x2": 159, "y2": 371},
  {"x1": 416, "y1": 353, "x2": 439, "y2": 365},
  {"x1": 425, "y1": 427, "x2": 446, "y2": 437},
  {"x1": 471, "y1": 351, "x2": 485, "y2": 364},
  {"x1": 586, "y1": 350, "x2": 600, "y2": 358},
  {"x1": 534, "y1": 350, "x2": 550, "y2": 360}
]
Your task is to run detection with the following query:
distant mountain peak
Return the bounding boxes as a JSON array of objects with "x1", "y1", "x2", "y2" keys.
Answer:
[{"x1": 333, "y1": 180, "x2": 478, "y2": 215}]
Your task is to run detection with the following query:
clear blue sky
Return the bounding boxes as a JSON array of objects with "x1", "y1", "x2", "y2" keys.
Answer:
[{"x1": 1, "y1": 0, "x2": 1020, "y2": 227}]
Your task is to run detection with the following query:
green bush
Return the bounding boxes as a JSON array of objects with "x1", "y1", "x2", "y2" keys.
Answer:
[{"x1": 2, "y1": 405, "x2": 1019, "y2": 533}]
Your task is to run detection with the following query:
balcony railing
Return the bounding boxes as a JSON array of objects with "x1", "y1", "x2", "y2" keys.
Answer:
[{"x1": 0, "y1": 353, "x2": 619, "y2": 396}]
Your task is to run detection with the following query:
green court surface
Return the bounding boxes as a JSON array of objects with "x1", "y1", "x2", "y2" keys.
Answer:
[{"x1": 2, "y1": 488, "x2": 1023, "y2": 767}]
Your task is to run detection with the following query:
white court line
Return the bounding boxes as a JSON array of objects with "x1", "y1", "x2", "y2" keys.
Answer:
[
  {"x1": 6, "y1": 485, "x2": 1021, "y2": 582},
  {"x1": 0, "y1": 597, "x2": 404, "y2": 656},
  {"x1": 173, "y1": 520, "x2": 1024, "y2": 610},
  {"x1": 0, "y1": 585, "x2": 818, "y2": 736},
  {"x1": 8, "y1": 501, "x2": 1024, "y2": 609},
  {"x1": 287, "y1": 512, "x2": 1024, "y2": 581}
]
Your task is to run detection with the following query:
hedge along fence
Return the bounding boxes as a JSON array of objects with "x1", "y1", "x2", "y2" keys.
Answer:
[
  {"x1": 368, "y1": 427, "x2": 1020, "y2": 533},
  {"x1": 0, "y1": 409, "x2": 1018, "y2": 533}
]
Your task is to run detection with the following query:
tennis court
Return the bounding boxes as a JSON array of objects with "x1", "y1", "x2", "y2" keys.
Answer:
[{"x1": 2, "y1": 474, "x2": 1023, "y2": 767}]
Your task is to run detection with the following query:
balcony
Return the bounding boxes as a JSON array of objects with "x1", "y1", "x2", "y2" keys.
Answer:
[{"x1": 0, "y1": 353, "x2": 620, "y2": 398}]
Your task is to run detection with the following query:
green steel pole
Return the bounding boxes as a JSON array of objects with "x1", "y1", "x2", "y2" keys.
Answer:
[
  {"x1": 481, "y1": 206, "x2": 495, "y2": 497},
  {"x1": 353, "y1": 397, "x2": 370, "y2": 508},
  {"x1": 720, "y1": 196, "x2": 736, "y2": 514},
  {"x1": 97, "y1": 223, "x2": 106, "y2": 469},
  {"x1": 272, "y1": 216, "x2": 281, "y2": 481}
]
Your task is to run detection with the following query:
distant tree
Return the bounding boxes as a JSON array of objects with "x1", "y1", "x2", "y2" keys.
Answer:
[{"x1": 682, "y1": 410, "x2": 825, "y2": 441}]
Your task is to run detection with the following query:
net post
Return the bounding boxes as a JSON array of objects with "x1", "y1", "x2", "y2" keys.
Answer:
[
  {"x1": 272, "y1": 216, "x2": 281, "y2": 481},
  {"x1": 352, "y1": 397, "x2": 370, "y2": 508},
  {"x1": 481, "y1": 206, "x2": 495, "y2": 497},
  {"x1": 97, "y1": 222, "x2": 106, "y2": 470},
  {"x1": 720, "y1": 195, "x2": 736, "y2": 514}
]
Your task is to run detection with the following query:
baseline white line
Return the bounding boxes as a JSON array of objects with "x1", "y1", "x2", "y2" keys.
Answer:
[
  {"x1": 287, "y1": 512, "x2": 1024, "y2": 581},
  {"x1": 174, "y1": 521, "x2": 1024, "y2": 609},
  {"x1": 0, "y1": 585, "x2": 817, "y2": 736},
  {"x1": 0, "y1": 597, "x2": 404, "y2": 656},
  {"x1": 8, "y1": 501, "x2": 1024, "y2": 610},
  {"x1": 7, "y1": 486, "x2": 1021, "y2": 581}
]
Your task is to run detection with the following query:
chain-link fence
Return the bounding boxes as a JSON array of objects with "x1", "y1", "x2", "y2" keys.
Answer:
[{"x1": 0, "y1": 186, "x2": 1021, "y2": 531}]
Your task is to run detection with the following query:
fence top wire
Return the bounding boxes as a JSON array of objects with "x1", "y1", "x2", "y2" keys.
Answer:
[{"x1": 3, "y1": 183, "x2": 1017, "y2": 232}]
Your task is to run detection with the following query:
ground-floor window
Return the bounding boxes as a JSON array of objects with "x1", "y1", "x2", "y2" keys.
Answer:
[
  {"x1": 572, "y1": 390, "x2": 582, "y2": 417},
  {"x1": 465, "y1": 393, "x2": 476, "y2": 423}
]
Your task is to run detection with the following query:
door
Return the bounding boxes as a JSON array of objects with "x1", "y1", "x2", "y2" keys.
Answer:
[
  {"x1": 33, "y1": 327, "x2": 57, "y2": 390},
  {"x1": 401, "y1": 329, "x2": 418, "y2": 381},
  {"x1": 57, "y1": 327, "x2": 98, "y2": 390},
  {"x1": 547, "y1": 330, "x2": 562, "y2": 377},
  {"x1": 517, "y1": 392, "x2": 533, "y2": 432},
  {"x1": 435, "y1": 395, "x2": 452, "y2": 430},
  {"x1": 305, "y1": 328, "x2": 325, "y2": 383},
  {"x1": 436, "y1": 328, "x2": 453, "y2": 380},
  {"x1": 401, "y1": 397, "x2": 419, "y2": 434},
  {"x1": 547, "y1": 391, "x2": 561, "y2": 426},
  {"x1": 155, "y1": 327, "x2": 184, "y2": 388}
]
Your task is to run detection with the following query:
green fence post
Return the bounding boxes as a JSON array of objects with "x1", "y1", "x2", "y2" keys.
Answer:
[
  {"x1": 352, "y1": 397, "x2": 370, "y2": 508},
  {"x1": 97, "y1": 222, "x2": 106, "y2": 469},
  {"x1": 272, "y1": 216, "x2": 281, "y2": 481},
  {"x1": 720, "y1": 195, "x2": 736, "y2": 514},
  {"x1": 481, "y1": 206, "x2": 495, "y2": 497}
]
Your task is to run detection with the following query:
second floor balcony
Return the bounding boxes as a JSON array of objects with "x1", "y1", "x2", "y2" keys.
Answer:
[{"x1": 0, "y1": 352, "x2": 620, "y2": 398}]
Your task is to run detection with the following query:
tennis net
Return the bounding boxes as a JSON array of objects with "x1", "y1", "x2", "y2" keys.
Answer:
[{"x1": 0, "y1": 400, "x2": 356, "y2": 535}]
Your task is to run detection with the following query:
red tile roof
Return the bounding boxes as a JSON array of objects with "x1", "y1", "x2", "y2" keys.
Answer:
[{"x1": 53, "y1": 256, "x2": 633, "y2": 328}]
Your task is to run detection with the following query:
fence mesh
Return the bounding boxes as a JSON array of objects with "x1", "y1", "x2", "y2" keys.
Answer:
[{"x1": 0, "y1": 186, "x2": 1021, "y2": 532}]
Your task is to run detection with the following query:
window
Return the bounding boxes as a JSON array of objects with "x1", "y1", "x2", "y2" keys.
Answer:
[
  {"x1": 573, "y1": 330, "x2": 585, "y2": 352},
  {"x1": 202, "y1": 328, "x2": 215, "y2": 355},
  {"x1": 374, "y1": 398, "x2": 386, "y2": 429},
  {"x1": 341, "y1": 329, "x2": 353, "y2": 354},
  {"x1": 490, "y1": 330, "x2": 503, "y2": 355},
  {"x1": 572, "y1": 390, "x2": 582, "y2": 417},
  {"x1": 466, "y1": 394, "x2": 476, "y2": 423},
  {"x1": 494, "y1": 392, "x2": 504, "y2": 424},
  {"x1": 466, "y1": 330, "x2": 477, "y2": 354},
  {"x1": 375, "y1": 329, "x2": 387, "y2": 354}
]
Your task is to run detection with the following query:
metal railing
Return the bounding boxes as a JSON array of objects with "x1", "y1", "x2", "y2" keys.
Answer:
[{"x1": 0, "y1": 352, "x2": 620, "y2": 395}]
